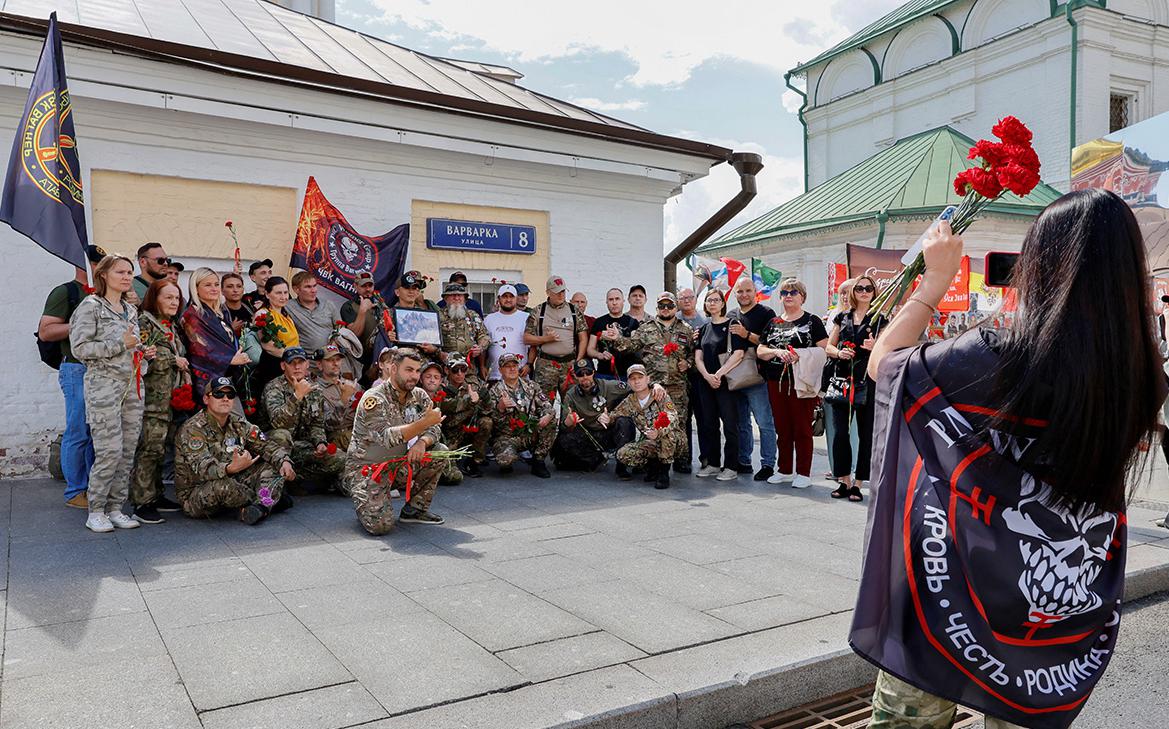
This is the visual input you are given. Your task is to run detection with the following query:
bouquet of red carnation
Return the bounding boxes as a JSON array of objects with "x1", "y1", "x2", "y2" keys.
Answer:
[
  {"x1": 243, "y1": 397, "x2": 258, "y2": 417},
  {"x1": 663, "y1": 341, "x2": 680, "y2": 356},
  {"x1": 324, "y1": 443, "x2": 338, "y2": 455},
  {"x1": 872, "y1": 116, "x2": 1041, "y2": 316},
  {"x1": 170, "y1": 383, "x2": 197, "y2": 412},
  {"x1": 508, "y1": 413, "x2": 535, "y2": 436},
  {"x1": 330, "y1": 319, "x2": 347, "y2": 340},
  {"x1": 431, "y1": 390, "x2": 447, "y2": 404},
  {"x1": 462, "y1": 424, "x2": 480, "y2": 434},
  {"x1": 652, "y1": 411, "x2": 671, "y2": 429},
  {"x1": 252, "y1": 310, "x2": 288, "y2": 345}
]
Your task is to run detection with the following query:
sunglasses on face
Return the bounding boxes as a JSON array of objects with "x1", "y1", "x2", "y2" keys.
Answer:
[
  {"x1": 779, "y1": 289, "x2": 801, "y2": 297},
  {"x1": 209, "y1": 391, "x2": 234, "y2": 400},
  {"x1": 149, "y1": 257, "x2": 172, "y2": 265},
  {"x1": 854, "y1": 285, "x2": 875, "y2": 293},
  {"x1": 657, "y1": 302, "x2": 676, "y2": 310}
]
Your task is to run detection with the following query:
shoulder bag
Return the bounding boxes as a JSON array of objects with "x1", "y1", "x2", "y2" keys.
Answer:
[{"x1": 717, "y1": 323, "x2": 763, "y2": 391}]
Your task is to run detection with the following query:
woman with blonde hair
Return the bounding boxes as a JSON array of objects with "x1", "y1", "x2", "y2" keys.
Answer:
[
  {"x1": 181, "y1": 267, "x2": 250, "y2": 400},
  {"x1": 70, "y1": 254, "x2": 154, "y2": 532}
]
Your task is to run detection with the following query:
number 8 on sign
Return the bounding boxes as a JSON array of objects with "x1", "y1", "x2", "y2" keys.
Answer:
[{"x1": 518, "y1": 231, "x2": 529, "y2": 248}]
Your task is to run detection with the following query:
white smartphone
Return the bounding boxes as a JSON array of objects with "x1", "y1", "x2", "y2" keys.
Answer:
[{"x1": 901, "y1": 205, "x2": 958, "y2": 266}]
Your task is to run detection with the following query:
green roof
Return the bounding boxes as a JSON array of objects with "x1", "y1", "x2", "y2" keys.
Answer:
[
  {"x1": 789, "y1": 0, "x2": 960, "y2": 76},
  {"x1": 702, "y1": 126, "x2": 1062, "y2": 251}
]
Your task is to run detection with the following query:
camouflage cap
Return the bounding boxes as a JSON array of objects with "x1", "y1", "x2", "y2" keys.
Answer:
[
  {"x1": 321, "y1": 343, "x2": 343, "y2": 359},
  {"x1": 626, "y1": 364, "x2": 648, "y2": 378},
  {"x1": 498, "y1": 353, "x2": 522, "y2": 367},
  {"x1": 353, "y1": 271, "x2": 374, "y2": 285}
]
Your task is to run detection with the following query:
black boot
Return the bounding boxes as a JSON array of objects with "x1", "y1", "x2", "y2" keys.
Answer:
[
  {"x1": 271, "y1": 493, "x2": 294, "y2": 514},
  {"x1": 463, "y1": 459, "x2": 483, "y2": 478},
  {"x1": 530, "y1": 459, "x2": 551, "y2": 479},
  {"x1": 615, "y1": 462, "x2": 632, "y2": 481},
  {"x1": 643, "y1": 461, "x2": 659, "y2": 483},
  {"x1": 655, "y1": 463, "x2": 671, "y2": 490},
  {"x1": 673, "y1": 461, "x2": 691, "y2": 474}
]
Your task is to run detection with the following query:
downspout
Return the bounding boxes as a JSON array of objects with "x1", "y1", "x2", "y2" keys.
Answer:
[
  {"x1": 1066, "y1": 1, "x2": 1079, "y2": 165},
  {"x1": 784, "y1": 71, "x2": 809, "y2": 193},
  {"x1": 874, "y1": 208, "x2": 890, "y2": 249},
  {"x1": 663, "y1": 151, "x2": 764, "y2": 291}
]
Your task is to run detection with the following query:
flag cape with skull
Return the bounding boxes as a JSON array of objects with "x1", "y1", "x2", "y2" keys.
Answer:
[{"x1": 850, "y1": 330, "x2": 1124, "y2": 729}]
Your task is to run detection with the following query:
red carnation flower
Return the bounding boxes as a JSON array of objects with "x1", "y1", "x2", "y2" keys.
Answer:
[
  {"x1": 361, "y1": 464, "x2": 371, "y2": 477},
  {"x1": 996, "y1": 161, "x2": 1042, "y2": 197},
  {"x1": 431, "y1": 390, "x2": 447, "y2": 403},
  {"x1": 463, "y1": 425, "x2": 479, "y2": 433},
  {"x1": 663, "y1": 342, "x2": 679, "y2": 356},
  {"x1": 967, "y1": 139, "x2": 1005, "y2": 168},
  {"x1": 225, "y1": 220, "x2": 233, "y2": 228},
  {"x1": 954, "y1": 168, "x2": 1003, "y2": 199},
  {"x1": 334, "y1": 320, "x2": 346, "y2": 327},
  {"x1": 992, "y1": 116, "x2": 1033, "y2": 145},
  {"x1": 653, "y1": 412, "x2": 671, "y2": 429},
  {"x1": 326, "y1": 443, "x2": 337, "y2": 455}
]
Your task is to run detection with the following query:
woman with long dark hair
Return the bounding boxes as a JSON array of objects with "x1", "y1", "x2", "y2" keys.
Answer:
[
  {"x1": 250, "y1": 275, "x2": 300, "y2": 393},
  {"x1": 692, "y1": 289, "x2": 743, "y2": 481},
  {"x1": 854, "y1": 188, "x2": 1163, "y2": 729}
]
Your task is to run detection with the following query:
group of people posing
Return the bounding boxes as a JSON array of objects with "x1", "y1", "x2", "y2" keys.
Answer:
[{"x1": 38, "y1": 240, "x2": 884, "y2": 535}]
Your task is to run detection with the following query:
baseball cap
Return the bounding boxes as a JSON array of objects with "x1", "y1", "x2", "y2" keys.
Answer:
[
  {"x1": 282, "y1": 347, "x2": 309, "y2": 363},
  {"x1": 573, "y1": 359, "x2": 595, "y2": 376},
  {"x1": 248, "y1": 258, "x2": 274, "y2": 275},
  {"x1": 497, "y1": 284, "x2": 517, "y2": 297},
  {"x1": 400, "y1": 270, "x2": 426, "y2": 289},
  {"x1": 449, "y1": 271, "x2": 468, "y2": 283},
  {"x1": 209, "y1": 376, "x2": 236, "y2": 396},
  {"x1": 626, "y1": 364, "x2": 647, "y2": 378},
  {"x1": 354, "y1": 271, "x2": 374, "y2": 286},
  {"x1": 545, "y1": 275, "x2": 567, "y2": 294},
  {"x1": 420, "y1": 359, "x2": 444, "y2": 375},
  {"x1": 378, "y1": 346, "x2": 396, "y2": 361},
  {"x1": 321, "y1": 344, "x2": 343, "y2": 359},
  {"x1": 628, "y1": 284, "x2": 646, "y2": 296},
  {"x1": 447, "y1": 357, "x2": 470, "y2": 371},
  {"x1": 498, "y1": 353, "x2": 522, "y2": 367},
  {"x1": 514, "y1": 283, "x2": 530, "y2": 295},
  {"x1": 443, "y1": 282, "x2": 467, "y2": 296},
  {"x1": 169, "y1": 260, "x2": 185, "y2": 272},
  {"x1": 656, "y1": 291, "x2": 677, "y2": 305},
  {"x1": 85, "y1": 244, "x2": 108, "y2": 264}
]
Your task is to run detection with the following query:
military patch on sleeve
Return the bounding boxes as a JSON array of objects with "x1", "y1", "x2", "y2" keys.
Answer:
[
  {"x1": 186, "y1": 435, "x2": 206, "y2": 451},
  {"x1": 363, "y1": 396, "x2": 378, "y2": 411},
  {"x1": 665, "y1": 402, "x2": 677, "y2": 412}
]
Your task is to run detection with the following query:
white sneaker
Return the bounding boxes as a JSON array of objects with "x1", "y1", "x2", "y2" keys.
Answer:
[
  {"x1": 85, "y1": 512, "x2": 114, "y2": 533},
  {"x1": 792, "y1": 474, "x2": 812, "y2": 489},
  {"x1": 107, "y1": 512, "x2": 141, "y2": 529},
  {"x1": 695, "y1": 465, "x2": 720, "y2": 478},
  {"x1": 767, "y1": 471, "x2": 793, "y2": 485},
  {"x1": 716, "y1": 468, "x2": 738, "y2": 481}
]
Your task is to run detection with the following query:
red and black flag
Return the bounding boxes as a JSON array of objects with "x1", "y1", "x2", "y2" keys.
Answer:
[
  {"x1": 289, "y1": 176, "x2": 408, "y2": 301},
  {"x1": 1, "y1": 13, "x2": 89, "y2": 271},
  {"x1": 851, "y1": 331, "x2": 1125, "y2": 729}
]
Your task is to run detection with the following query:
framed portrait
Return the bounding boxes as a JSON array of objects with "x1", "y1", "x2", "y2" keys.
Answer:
[{"x1": 392, "y1": 308, "x2": 442, "y2": 346}]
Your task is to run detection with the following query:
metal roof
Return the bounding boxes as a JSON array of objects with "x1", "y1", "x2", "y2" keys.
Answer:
[
  {"x1": 789, "y1": 0, "x2": 959, "y2": 76},
  {"x1": 701, "y1": 126, "x2": 1062, "y2": 251},
  {"x1": 0, "y1": 0, "x2": 731, "y2": 161}
]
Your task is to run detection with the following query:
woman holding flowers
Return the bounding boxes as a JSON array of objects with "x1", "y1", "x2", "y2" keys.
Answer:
[
  {"x1": 251, "y1": 276, "x2": 300, "y2": 393},
  {"x1": 182, "y1": 267, "x2": 251, "y2": 401},
  {"x1": 823, "y1": 275, "x2": 885, "y2": 503},
  {"x1": 129, "y1": 280, "x2": 191, "y2": 524}
]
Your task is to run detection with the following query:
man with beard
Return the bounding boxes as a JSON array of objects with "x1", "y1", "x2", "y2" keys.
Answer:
[
  {"x1": 316, "y1": 344, "x2": 361, "y2": 452},
  {"x1": 437, "y1": 357, "x2": 492, "y2": 478},
  {"x1": 486, "y1": 353, "x2": 556, "y2": 477},
  {"x1": 438, "y1": 272, "x2": 484, "y2": 317},
  {"x1": 131, "y1": 241, "x2": 170, "y2": 303},
  {"x1": 484, "y1": 284, "x2": 530, "y2": 380},
  {"x1": 341, "y1": 271, "x2": 390, "y2": 378},
  {"x1": 587, "y1": 287, "x2": 641, "y2": 381},
  {"x1": 603, "y1": 292, "x2": 695, "y2": 473},
  {"x1": 610, "y1": 365, "x2": 681, "y2": 489},
  {"x1": 438, "y1": 282, "x2": 490, "y2": 383},
  {"x1": 524, "y1": 275, "x2": 588, "y2": 398},
  {"x1": 262, "y1": 347, "x2": 347, "y2": 492},
  {"x1": 344, "y1": 347, "x2": 445, "y2": 534},
  {"x1": 515, "y1": 283, "x2": 534, "y2": 316}
]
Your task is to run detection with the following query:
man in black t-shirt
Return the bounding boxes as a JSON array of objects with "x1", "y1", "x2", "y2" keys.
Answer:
[
  {"x1": 587, "y1": 287, "x2": 641, "y2": 380},
  {"x1": 728, "y1": 277, "x2": 777, "y2": 480}
]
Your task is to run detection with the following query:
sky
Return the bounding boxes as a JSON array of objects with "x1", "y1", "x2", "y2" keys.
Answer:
[{"x1": 335, "y1": 0, "x2": 901, "y2": 253}]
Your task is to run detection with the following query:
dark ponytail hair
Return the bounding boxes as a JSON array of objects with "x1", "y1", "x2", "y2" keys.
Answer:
[{"x1": 995, "y1": 188, "x2": 1161, "y2": 512}]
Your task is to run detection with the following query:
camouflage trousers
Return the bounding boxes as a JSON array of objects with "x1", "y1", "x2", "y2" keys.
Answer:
[
  {"x1": 493, "y1": 423, "x2": 558, "y2": 466},
  {"x1": 178, "y1": 461, "x2": 284, "y2": 519},
  {"x1": 615, "y1": 426, "x2": 679, "y2": 468},
  {"x1": 269, "y1": 430, "x2": 347, "y2": 491},
  {"x1": 85, "y1": 375, "x2": 144, "y2": 514},
  {"x1": 869, "y1": 671, "x2": 1025, "y2": 729},
  {"x1": 664, "y1": 382, "x2": 690, "y2": 465},
  {"x1": 129, "y1": 410, "x2": 175, "y2": 506},
  {"x1": 343, "y1": 459, "x2": 441, "y2": 536},
  {"x1": 327, "y1": 427, "x2": 353, "y2": 453},
  {"x1": 532, "y1": 357, "x2": 573, "y2": 398},
  {"x1": 442, "y1": 414, "x2": 493, "y2": 462}
]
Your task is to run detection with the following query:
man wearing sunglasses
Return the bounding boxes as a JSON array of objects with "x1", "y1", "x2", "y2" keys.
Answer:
[
  {"x1": 131, "y1": 241, "x2": 170, "y2": 303},
  {"x1": 602, "y1": 292, "x2": 696, "y2": 473}
]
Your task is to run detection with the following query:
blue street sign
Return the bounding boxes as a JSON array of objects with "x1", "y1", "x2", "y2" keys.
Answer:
[{"x1": 426, "y1": 218, "x2": 536, "y2": 255}]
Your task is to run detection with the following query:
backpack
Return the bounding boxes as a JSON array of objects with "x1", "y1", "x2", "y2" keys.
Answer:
[
  {"x1": 536, "y1": 302, "x2": 583, "y2": 337},
  {"x1": 36, "y1": 280, "x2": 83, "y2": 370}
]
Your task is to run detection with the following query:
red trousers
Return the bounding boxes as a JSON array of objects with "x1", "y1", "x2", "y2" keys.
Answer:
[{"x1": 767, "y1": 380, "x2": 818, "y2": 476}]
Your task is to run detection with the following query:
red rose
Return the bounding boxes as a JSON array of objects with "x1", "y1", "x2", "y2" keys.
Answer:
[
  {"x1": 663, "y1": 342, "x2": 679, "y2": 356},
  {"x1": 653, "y1": 412, "x2": 671, "y2": 429},
  {"x1": 326, "y1": 443, "x2": 337, "y2": 455},
  {"x1": 953, "y1": 167, "x2": 1003, "y2": 199},
  {"x1": 967, "y1": 139, "x2": 1005, "y2": 168},
  {"x1": 992, "y1": 116, "x2": 1033, "y2": 145}
]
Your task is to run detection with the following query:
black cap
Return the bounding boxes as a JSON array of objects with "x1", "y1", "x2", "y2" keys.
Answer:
[
  {"x1": 281, "y1": 346, "x2": 309, "y2": 363},
  {"x1": 85, "y1": 244, "x2": 107, "y2": 264},
  {"x1": 628, "y1": 284, "x2": 646, "y2": 296},
  {"x1": 169, "y1": 260, "x2": 185, "y2": 272},
  {"x1": 449, "y1": 271, "x2": 468, "y2": 283},
  {"x1": 400, "y1": 270, "x2": 426, "y2": 289},
  {"x1": 209, "y1": 376, "x2": 236, "y2": 396},
  {"x1": 572, "y1": 359, "x2": 595, "y2": 376},
  {"x1": 248, "y1": 258, "x2": 274, "y2": 275}
]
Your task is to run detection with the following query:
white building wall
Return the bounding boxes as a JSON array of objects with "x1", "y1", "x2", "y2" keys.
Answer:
[{"x1": 0, "y1": 42, "x2": 699, "y2": 476}]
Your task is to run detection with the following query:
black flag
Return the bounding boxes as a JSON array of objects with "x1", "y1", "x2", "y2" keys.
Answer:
[{"x1": 0, "y1": 13, "x2": 89, "y2": 271}]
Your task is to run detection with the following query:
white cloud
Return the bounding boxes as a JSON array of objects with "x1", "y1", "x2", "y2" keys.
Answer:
[
  {"x1": 362, "y1": 0, "x2": 896, "y2": 87},
  {"x1": 782, "y1": 89, "x2": 806, "y2": 114},
  {"x1": 569, "y1": 97, "x2": 647, "y2": 112}
]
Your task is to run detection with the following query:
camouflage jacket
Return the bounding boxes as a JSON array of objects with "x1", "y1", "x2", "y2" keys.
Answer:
[
  {"x1": 262, "y1": 375, "x2": 328, "y2": 446},
  {"x1": 436, "y1": 382, "x2": 487, "y2": 439},
  {"x1": 611, "y1": 390, "x2": 681, "y2": 439},
  {"x1": 562, "y1": 379, "x2": 631, "y2": 429},
  {"x1": 316, "y1": 377, "x2": 360, "y2": 436},
  {"x1": 438, "y1": 308, "x2": 490, "y2": 358},
  {"x1": 485, "y1": 377, "x2": 553, "y2": 431},
  {"x1": 614, "y1": 317, "x2": 694, "y2": 387},
  {"x1": 175, "y1": 410, "x2": 288, "y2": 490},
  {"x1": 348, "y1": 381, "x2": 442, "y2": 466},
  {"x1": 140, "y1": 312, "x2": 187, "y2": 415},
  {"x1": 69, "y1": 294, "x2": 140, "y2": 383}
]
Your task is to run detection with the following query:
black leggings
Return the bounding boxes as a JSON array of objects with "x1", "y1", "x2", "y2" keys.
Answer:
[
  {"x1": 829, "y1": 376, "x2": 876, "y2": 481},
  {"x1": 696, "y1": 382, "x2": 740, "y2": 469}
]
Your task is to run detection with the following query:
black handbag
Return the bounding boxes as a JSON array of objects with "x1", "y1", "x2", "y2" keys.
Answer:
[
  {"x1": 824, "y1": 373, "x2": 868, "y2": 407},
  {"x1": 811, "y1": 402, "x2": 825, "y2": 437}
]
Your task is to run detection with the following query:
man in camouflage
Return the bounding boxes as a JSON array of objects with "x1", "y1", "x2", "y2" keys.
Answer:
[
  {"x1": 315, "y1": 344, "x2": 360, "y2": 452},
  {"x1": 485, "y1": 352, "x2": 556, "y2": 478},
  {"x1": 437, "y1": 282, "x2": 490, "y2": 383},
  {"x1": 344, "y1": 347, "x2": 445, "y2": 535},
  {"x1": 262, "y1": 347, "x2": 347, "y2": 492},
  {"x1": 610, "y1": 364, "x2": 682, "y2": 489},
  {"x1": 417, "y1": 359, "x2": 462, "y2": 486},
  {"x1": 604, "y1": 291, "x2": 695, "y2": 473},
  {"x1": 175, "y1": 376, "x2": 296, "y2": 525},
  {"x1": 523, "y1": 275, "x2": 588, "y2": 398},
  {"x1": 436, "y1": 357, "x2": 492, "y2": 478},
  {"x1": 552, "y1": 359, "x2": 633, "y2": 472}
]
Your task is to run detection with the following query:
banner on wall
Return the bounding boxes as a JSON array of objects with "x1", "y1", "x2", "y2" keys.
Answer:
[
  {"x1": 846, "y1": 244, "x2": 909, "y2": 294},
  {"x1": 289, "y1": 177, "x2": 409, "y2": 301},
  {"x1": 827, "y1": 262, "x2": 848, "y2": 310},
  {"x1": 938, "y1": 256, "x2": 971, "y2": 312}
]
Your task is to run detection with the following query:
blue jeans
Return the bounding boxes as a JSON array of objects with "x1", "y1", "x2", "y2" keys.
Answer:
[
  {"x1": 58, "y1": 362, "x2": 95, "y2": 500},
  {"x1": 736, "y1": 382, "x2": 776, "y2": 468}
]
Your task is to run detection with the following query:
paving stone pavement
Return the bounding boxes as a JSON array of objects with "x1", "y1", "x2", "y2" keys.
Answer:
[{"x1": 1, "y1": 447, "x2": 1166, "y2": 729}]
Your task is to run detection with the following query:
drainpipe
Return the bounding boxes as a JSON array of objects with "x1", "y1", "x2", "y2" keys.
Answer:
[
  {"x1": 874, "y1": 208, "x2": 890, "y2": 249},
  {"x1": 663, "y1": 152, "x2": 764, "y2": 292},
  {"x1": 784, "y1": 71, "x2": 809, "y2": 193},
  {"x1": 1066, "y1": 1, "x2": 1079, "y2": 167}
]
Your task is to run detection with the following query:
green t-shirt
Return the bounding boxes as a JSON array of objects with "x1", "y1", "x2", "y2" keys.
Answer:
[{"x1": 42, "y1": 281, "x2": 83, "y2": 364}]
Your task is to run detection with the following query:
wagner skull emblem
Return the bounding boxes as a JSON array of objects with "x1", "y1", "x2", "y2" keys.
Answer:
[{"x1": 1001, "y1": 475, "x2": 1117, "y2": 622}]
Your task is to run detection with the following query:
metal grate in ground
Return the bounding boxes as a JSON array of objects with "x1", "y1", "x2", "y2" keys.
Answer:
[{"x1": 748, "y1": 684, "x2": 982, "y2": 729}]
